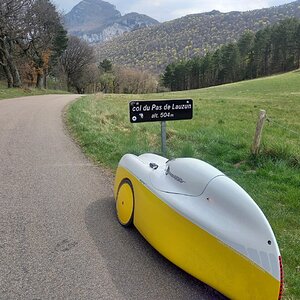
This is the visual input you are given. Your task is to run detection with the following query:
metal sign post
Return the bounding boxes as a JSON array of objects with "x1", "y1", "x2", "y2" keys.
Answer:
[
  {"x1": 161, "y1": 121, "x2": 167, "y2": 157},
  {"x1": 129, "y1": 99, "x2": 193, "y2": 157}
]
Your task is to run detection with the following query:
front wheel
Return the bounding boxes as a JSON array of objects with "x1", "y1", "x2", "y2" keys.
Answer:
[{"x1": 116, "y1": 179, "x2": 134, "y2": 226}]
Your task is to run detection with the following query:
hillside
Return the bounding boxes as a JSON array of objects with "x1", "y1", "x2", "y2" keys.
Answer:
[
  {"x1": 96, "y1": 0, "x2": 300, "y2": 73},
  {"x1": 64, "y1": 0, "x2": 159, "y2": 44}
]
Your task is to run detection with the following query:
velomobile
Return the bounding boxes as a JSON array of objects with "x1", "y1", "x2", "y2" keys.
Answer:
[{"x1": 114, "y1": 153, "x2": 284, "y2": 299}]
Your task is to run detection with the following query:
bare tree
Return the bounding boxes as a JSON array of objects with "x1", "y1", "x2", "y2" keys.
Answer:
[
  {"x1": 114, "y1": 66, "x2": 158, "y2": 94},
  {"x1": 0, "y1": 0, "x2": 67, "y2": 89},
  {"x1": 0, "y1": 0, "x2": 32, "y2": 87},
  {"x1": 60, "y1": 36, "x2": 95, "y2": 93},
  {"x1": 23, "y1": 0, "x2": 67, "y2": 89},
  {"x1": 72, "y1": 63, "x2": 101, "y2": 94}
]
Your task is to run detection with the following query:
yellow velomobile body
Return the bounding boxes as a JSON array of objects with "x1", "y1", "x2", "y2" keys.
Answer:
[{"x1": 114, "y1": 153, "x2": 284, "y2": 299}]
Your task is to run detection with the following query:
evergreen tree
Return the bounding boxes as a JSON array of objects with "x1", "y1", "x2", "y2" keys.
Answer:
[
  {"x1": 238, "y1": 30, "x2": 255, "y2": 79},
  {"x1": 162, "y1": 63, "x2": 176, "y2": 90},
  {"x1": 296, "y1": 23, "x2": 300, "y2": 69},
  {"x1": 220, "y1": 43, "x2": 241, "y2": 83},
  {"x1": 271, "y1": 18, "x2": 299, "y2": 73},
  {"x1": 162, "y1": 18, "x2": 300, "y2": 91},
  {"x1": 187, "y1": 57, "x2": 201, "y2": 89},
  {"x1": 253, "y1": 27, "x2": 272, "y2": 77},
  {"x1": 99, "y1": 59, "x2": 113, "y2": 73}
]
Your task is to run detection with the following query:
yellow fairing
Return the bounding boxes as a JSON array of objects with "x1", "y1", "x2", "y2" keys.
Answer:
[{"x1": 114, "y1": 167, "x2": 280, "y2": 300}]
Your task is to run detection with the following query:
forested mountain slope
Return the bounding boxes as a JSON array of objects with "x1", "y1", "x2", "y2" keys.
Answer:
[{"x1": 96, "y1": 0, "x2": 300, "y2": 73}]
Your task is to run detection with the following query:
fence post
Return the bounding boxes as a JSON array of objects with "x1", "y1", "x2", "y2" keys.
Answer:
[{"x1": 251, "y1": 109, "x2": 267, "y2": 155}]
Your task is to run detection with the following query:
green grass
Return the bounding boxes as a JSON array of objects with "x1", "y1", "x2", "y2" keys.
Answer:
[
  {"x1": 0, "y1": 81, "x2": 69, "y2": 100},
  {"x1": 67, "y1": 71, "x2": 300, "y2": 299}
]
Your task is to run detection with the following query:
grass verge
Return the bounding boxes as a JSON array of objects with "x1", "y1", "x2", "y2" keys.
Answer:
[
  {"x1": 0, "y1": 81, "x2": 69, "y2": 100},
  {"x1": 67, "y1": 71, "x2": 300, "y2": 299}
]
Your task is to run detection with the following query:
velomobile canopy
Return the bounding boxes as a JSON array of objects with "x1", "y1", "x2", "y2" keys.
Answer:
[{"x1": 149, "y1": 158, "x2": 224, "y2": 196}]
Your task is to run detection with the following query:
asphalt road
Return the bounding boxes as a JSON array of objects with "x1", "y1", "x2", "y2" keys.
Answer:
[{"x1": 0, "y1": 95, "x2": 226, "y2": 300}]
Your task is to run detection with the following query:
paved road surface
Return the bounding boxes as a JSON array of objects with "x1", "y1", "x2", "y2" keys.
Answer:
[{"x1": 0, "y1": 95, "x2": 226, "y2": 299}]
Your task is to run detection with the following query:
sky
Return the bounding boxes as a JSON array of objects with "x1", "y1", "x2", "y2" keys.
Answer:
[{"x1": 53, "y1": 0, "x2": 296, "y2": 22}]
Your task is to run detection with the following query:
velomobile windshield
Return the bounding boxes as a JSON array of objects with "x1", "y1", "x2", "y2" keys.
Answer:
[{"x1": 150, "y1": 158, "x2": 224, "y2": 196}]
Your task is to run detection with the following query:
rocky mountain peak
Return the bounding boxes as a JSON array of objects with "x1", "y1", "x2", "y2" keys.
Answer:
[
  {"x1": 64, "y1": 0, "x2": 159, "y2": 44},
  {"x1": 206, "y1": 10, "x2": 221, "y2": 16}
]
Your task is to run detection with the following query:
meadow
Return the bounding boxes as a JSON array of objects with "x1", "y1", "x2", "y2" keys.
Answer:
[{"x1": 67, "y1": 71, "x2": 300, "y2": 299}]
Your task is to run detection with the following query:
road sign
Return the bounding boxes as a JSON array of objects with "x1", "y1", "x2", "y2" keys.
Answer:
[{"x1": 129, "y1": 99, "x2": 193, "y2": 123}]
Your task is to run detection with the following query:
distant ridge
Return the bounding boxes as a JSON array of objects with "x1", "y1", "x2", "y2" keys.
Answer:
[
  {"x1": 64, "y1": 0, "x2": 159, "y2": 44},
  {"x1": 96, "y1": 0, "x2": 300, "y2": 73}
]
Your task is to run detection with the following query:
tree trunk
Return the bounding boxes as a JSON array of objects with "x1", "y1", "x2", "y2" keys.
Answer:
[
  {"x1": 67, "y1": 79, "x2": 72, "y2": 92},
  {"x1": 36, "y1": 72, "x2": 44, "y2": 89},
  {"x1": 75, "y1": 86, "x2": 84, "y2": 94},
  {"x1": 6, "y1": 54, "x2": 22, "y2": 88},
  {"x1": 43, "y1": 68, "x2": 48, "y2": 89},
  {"x1": 1, "y1": 64, "x2": 13, "y2": 88},
  {"x1": 1, "y1": 39, "x2": 22, "y2": 88}
]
